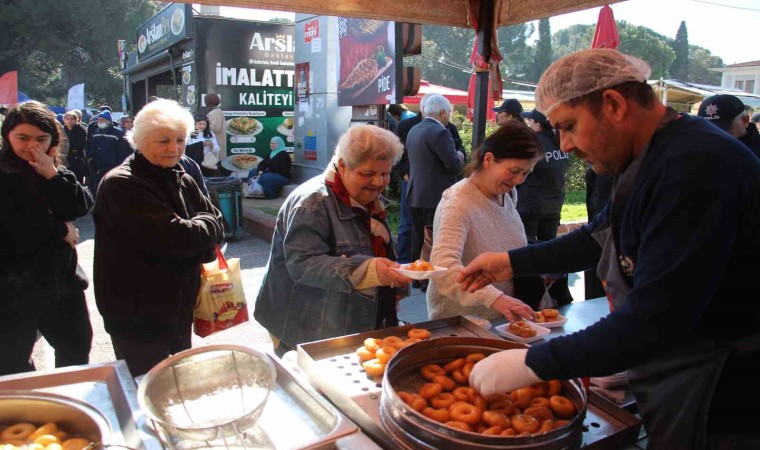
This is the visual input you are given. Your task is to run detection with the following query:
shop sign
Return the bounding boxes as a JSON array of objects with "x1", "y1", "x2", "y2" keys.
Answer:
[
  {"x1": 337, "y1": 18, "x2": 395, "y2": 107},
  {"x1": 202, "y1": 20, "x2": 295, "y2": 159},
  {"x1": 136, "y1": 3, "x2": 193, "y2": 61},
  {"x1": 304, "y1": 20, "x2": 319, "y2": 43}
]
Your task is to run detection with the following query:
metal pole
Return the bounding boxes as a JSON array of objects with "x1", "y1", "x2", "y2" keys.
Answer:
[{"x1": 472, "y1": 0, "x2": 494, "y2": 151}]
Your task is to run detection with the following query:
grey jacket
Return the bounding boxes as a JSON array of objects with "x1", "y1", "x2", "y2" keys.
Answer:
[
  {"x1": 406, "y1": 118, "x2": 463, "y2": 209},
  {"x1": 254, "y1": 175, "x2": 395, "y2": 347}
]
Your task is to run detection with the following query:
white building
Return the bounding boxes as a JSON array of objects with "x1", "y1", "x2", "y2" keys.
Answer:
[{"x1": 711, "y1": 61, "x2": 760, "y2": 96}]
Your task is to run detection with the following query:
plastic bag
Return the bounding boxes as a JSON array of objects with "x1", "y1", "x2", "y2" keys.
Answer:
[
  {"x1": 193, "y1": 246, "x2": 249, "y2": 337},
  {"x1": 245, "y1": 177, "x2": 265, "y2": 198},
  {"x1": 538, "y1": 279, "x2": 558, "y2": 310},
  {"x1": 202, "y1": 150, "x2": 219, "y2": 170}
]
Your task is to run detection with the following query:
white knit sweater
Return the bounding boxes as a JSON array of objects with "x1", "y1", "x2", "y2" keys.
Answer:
[{"x1": 427, "y1": 177, "x2": 528, "y2": 320}]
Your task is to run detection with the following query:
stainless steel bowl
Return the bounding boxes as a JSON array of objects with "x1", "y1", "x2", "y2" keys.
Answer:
[
  {"x1": 137, "y1": 344, "x2": 277, "y2": 441},
  {"x1": 380, "y1": 337, "x2": 587, "y2": 450},
  {"x1": 0, "y1": 391, "x2": 111, "y2": 444}
]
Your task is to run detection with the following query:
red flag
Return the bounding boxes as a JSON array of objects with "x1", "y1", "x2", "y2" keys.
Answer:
[
  {"x1": 0, "y1": 71, "x2": 19, "y2": 105},
  {"x1": 466, "y1": 73, "x2": 496, "y2": 123},
  {"x1": 591, "y1": 5, "x2": 620, "y2": 49},
  {"x1": 468, "y1": 0, "x2": 503, "y2": 101}
]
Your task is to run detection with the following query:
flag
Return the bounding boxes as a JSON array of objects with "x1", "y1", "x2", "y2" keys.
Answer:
[
  {"x1": 591, "y1": 5, "x2": 620, "y2": 49},
  {"x1": 0, "y1": 71, "x2": 19, "y2": 105},
  {"x1": 67, "y1": 83, "x2": 85, "y2": 111},
  {"x1": 466, "y1": 73, "x2": 496, "y2": 123}
]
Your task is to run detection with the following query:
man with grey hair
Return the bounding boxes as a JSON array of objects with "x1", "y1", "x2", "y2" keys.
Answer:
[
  {"x1": 460, "y1": 49, "x2": 760, "y2": 448},
  {"x1": 394, "y1": 94, "x2": 466, "y2": 266},
  {"x1": 406, "y1": 95, "x2": 465, "y2": 275}
]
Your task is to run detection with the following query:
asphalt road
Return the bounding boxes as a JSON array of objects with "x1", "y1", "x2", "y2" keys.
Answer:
[{"x1": 31, "y1": 214, "x2": 276, "y2": 371}]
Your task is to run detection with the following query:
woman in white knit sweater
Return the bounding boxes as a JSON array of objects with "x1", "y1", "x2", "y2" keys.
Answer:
[{"x1": 427, "y1": 121, "x2": 540, "y2": 322}]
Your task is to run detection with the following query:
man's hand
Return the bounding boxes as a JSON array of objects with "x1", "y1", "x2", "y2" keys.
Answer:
[
  {"x1": 469, "y1": 349, "x2": 542, "y2": 395},
  {"x1": 457, "y1": 252, "x2": 513, "y2": 292}
]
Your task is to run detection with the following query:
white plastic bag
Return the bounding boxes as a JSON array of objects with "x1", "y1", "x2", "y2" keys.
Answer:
[
  {"x1": 245, "y1": 177, "x2": 265, "y2": 198},
  {"x1": 538, "y1": 280, "x2": 558, "y2": 310}
]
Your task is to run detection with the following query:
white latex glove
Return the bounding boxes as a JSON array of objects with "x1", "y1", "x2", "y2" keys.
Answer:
[{"x1": 469, "y1": 349, "x2": 542, "y2": 396}]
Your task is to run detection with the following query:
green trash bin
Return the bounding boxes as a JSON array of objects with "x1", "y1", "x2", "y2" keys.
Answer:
[{"x1": 206, "y1": 175, "x2": 243, "y2": 238}]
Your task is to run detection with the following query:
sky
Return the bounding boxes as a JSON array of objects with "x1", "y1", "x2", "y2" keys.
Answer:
[{"x1": 210, "y1": 0, "x2": 759, "y2": 65}]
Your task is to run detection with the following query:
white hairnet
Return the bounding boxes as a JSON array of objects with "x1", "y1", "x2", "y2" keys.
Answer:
[{"x1": 535, "y1": 49, "x2": 652, "y2": 115}]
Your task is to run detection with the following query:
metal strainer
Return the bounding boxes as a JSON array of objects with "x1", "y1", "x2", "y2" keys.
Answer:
[{"x1": 137, "y1": 345, "x2": 276, "y2": 442}]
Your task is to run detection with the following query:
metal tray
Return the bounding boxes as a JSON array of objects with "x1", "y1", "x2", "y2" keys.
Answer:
[
  {"x1": 149, "y1": 352, "x2": 360, "y2": 450},
  {"x1": 297, "y1": 316, "x2": 642, "y2": 450},
  {"x1": 0, "y1": 361, "x2": 161, "y2": 450},
  {"x1": 297, "y1": 316, "x2": 500, "y2": 449}
]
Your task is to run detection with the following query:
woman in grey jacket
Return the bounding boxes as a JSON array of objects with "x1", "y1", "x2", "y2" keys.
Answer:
[{"x1": 255, "y1": 125, "x2": 413, "y2": 356}]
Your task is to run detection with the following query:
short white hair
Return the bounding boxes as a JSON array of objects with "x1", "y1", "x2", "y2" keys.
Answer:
[
  {"x1": 423, "y1": 94, "x2": 451, "y2": 117},
  {"x1": 331, "y1": 124, "x2": 403, "y2": 169},
  {"x1": 127, "y1": 99, "x2": 194, "y2": 149},
  {"x1": 419, "y1": 93, "x2": 436, "y2": 116}
]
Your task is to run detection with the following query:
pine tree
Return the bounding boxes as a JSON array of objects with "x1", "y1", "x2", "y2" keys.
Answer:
[
  {"x1": 532, "y1": 18, "x2": 553, "y2": 82},
  {"x1": 670, "y1": 21, "x2": 689, "y2": 80}
]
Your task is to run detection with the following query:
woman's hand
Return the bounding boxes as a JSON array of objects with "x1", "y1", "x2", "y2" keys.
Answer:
[
  {"x1": 64, "y1": 221, "x2": 79, "y2": 248},
  {"x1": 28, "y1": 142, "x2": 58, "y2": 179},
  {"x1": 492, "y1": 294, "x2": 535, "y2": 322},
  {"x1": 375, "y1": 258, "x2": 413, "y2": 288}
]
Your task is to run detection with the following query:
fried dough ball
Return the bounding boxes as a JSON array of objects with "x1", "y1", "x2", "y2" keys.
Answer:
[
  {"x1": 422, "y1": 407, "x2": 451, "y2": 423},
  {"x1": 420, "y1": 364, "x2": 446, "y2": 381},
  {"x1": 450, "y1": 402, "x2": 482, "y2": 425},
  {"x1": 549, "y1": 395, "x2": 576, "y2": 418},
  {"x1": 61, "y1": 438, "x2": 91, "y2": 450},
  {"x1": 430, "y1": 393, "x2": 456, "y2": 409},
  {"x1": 444, "y1": 421, "x2": 472, "y2": 432},
  {"x1": 542, "y1": 308, "x2": 559, "y2": 318},
  {"x1": 432, "y1": 374, "x2": 456, "y2": 391},
  {"x1": 362, "y1": 358, "x2": 386, "y2": 377},
  {"x1": 419, "y1": 382, "x2": 443, "y2": 400},
  {"x1": 511, "y1": 414, "x2": 541, "y2": 434},
  {"x1": 375, "y1": 346, "x2": 397, "y2": 363},
  {"x1": 523, "y1": 406, "x2": 554, "y2": 422},
  {"x1": 510, "y1": 387, "x2": 533, "y2": 409},
  {"x1": 443, "y1": 358, "x2": 466, "y2": 372},
  {"x1": 407, "y1": 328, "x2": 432, "y2": 340},
  {"x1": 547, "y1": 379, "x2": 563, "y2": 396},
  {"x1": 482, "y1": 411, "x2": 510, "y2": 428},
  {"x1": 356, "y1": 345, "x2": 375, "y2": 361},
  {"x1": 398, "y1": 391, "x2": 427, "y2": 412},
  {"x1": 2, "y1": 423, "x2": 36, "y2": 441}
]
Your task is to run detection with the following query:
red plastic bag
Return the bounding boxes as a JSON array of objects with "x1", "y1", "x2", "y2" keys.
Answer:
[{"x1": 193, "y1": 246, "x2": 249, "y2": 337}]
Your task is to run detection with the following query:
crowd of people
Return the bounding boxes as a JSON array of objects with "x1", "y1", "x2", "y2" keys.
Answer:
[{"x1": 1, "y1": 47, "x2": 759, "y2": 447}]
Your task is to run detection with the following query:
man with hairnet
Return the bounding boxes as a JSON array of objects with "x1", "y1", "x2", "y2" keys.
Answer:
[{"x1": 458, "y1": 49, "x2": 760, "y2": 449}]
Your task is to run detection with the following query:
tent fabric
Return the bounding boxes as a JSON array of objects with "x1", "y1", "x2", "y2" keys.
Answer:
[
  {"x1": 0, "y1": 71, "x2": 19, "y2": 105},
  {"x1": 466, "y1": 73, "x2": 496, "y2": 122},
  {"x1": 404, "y1": 80, "x2": 469, "y2": 105},
  {"x1": 468, "y1": 0, "x2": 503, "y2": 101},
  {"x1": 591, "y1": 5, "x2": 620, "y2": 49}
]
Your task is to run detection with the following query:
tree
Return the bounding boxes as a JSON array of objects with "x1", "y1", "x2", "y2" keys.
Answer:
[
  {"x1": 687, "y1": 46, "x2": 723, "y2": 84},
  {"x1": 552, "y1": 21, "x2": 675, "y2": 79},
  {"x1": 0, "y1": 0, "x2": 160, "y2": 108},
  {"x1": 405, "y1": 25, "x2": 474, "y2": 91},
  {"x1": 498, "y1": 23, "x2": 536, "y2": 86},
  {"x1": 532, "y1": 18, "x2": 553, "y2": 82},
  {"x1": 669, "y1": 21, "x2": 689, "y2": 80}
]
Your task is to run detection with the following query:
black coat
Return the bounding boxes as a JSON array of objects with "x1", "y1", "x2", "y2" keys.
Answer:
[
  {"x1": 394, "y1": 114, "x2": 466, "y2": 181},
  {"x1": 93, "y1": 153, "x2": 224, "y2": 339},
  {"x1": 0, "y1": 150, "x2": 93, "y2": 313},
  {"x1": 256, "y1": 151, "x2": 292, "y2": 179}
]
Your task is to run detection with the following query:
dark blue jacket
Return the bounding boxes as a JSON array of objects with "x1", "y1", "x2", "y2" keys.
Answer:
[
  {"x1": 516, "y1": 129, "x2": 569, "y2": 215},
  {"x1": 86, "y1": 124, "x2": 132, "y2": 172},
  {"x1": 507, "y1": 115, "x2": 759, "y2": 425}
]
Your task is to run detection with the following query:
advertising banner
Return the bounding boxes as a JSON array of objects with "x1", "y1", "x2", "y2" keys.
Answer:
[
  {"x1": 201, "y1": 19, "x2": 295, "y2": 169},
  {"x1": 337, "y1": 18, "x2": 395, "y2": 107},
  {"x1": 136, "y1": 3, "x2": 193, "y2": 61},
  {"x1": 67, "y1": 83, "x2": 85, "y2": 111},
  {"x1": 295, "y1": 62, "x2": 310, "y2": 113}
]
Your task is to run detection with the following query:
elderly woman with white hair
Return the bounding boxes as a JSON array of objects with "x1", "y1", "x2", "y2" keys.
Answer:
[
  {"x1": 255, "y1": 125, "x2": 413, "y2": 357},
  {"x1": 93, "y1": 99, "x2": 224, "y2": 376}
]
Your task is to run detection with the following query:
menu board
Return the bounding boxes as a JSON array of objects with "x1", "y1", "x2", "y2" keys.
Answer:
[{"x1": 200, "y1": 19, "x2": 295, "y2": 159}]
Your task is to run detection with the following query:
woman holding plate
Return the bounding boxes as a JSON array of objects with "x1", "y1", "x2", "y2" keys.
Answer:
[
  {"x1": 254, "y1": 125, "x2": 413, "y2": 356},
  {"x1": 247, "y1": 136, "x2": 291, "y2": 199},
  {"x1": 427, "y1": 121, "x2": 539, "y2": 322}
]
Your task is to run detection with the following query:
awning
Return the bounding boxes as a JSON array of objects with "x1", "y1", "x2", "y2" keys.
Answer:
[
  {"x1": 175, "y1": 0, "x2": 627, "y2": 29},
  {"x1": 650, "y1": 79, "x2": 760, "y2": 110},
  {"x1": 404, "y1": 80, "x2": 469, "y2": 105}
]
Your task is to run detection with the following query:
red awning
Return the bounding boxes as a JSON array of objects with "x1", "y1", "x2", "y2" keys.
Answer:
[{"x1": 404, "y1": 80, "x2": 469, "y2": 105}]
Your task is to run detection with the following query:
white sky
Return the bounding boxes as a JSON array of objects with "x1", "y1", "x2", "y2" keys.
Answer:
[{"x1": 211, "y1": 0, "x2": 759, "y2": 65}]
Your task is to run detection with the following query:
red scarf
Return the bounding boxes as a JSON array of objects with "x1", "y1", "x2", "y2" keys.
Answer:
[{"x1": 325, "y1": 164, "x2": 391, "y2": 258}]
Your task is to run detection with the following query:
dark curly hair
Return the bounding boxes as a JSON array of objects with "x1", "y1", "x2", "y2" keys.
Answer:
[{"x1": 465, "y1": 119, "x2": 542, "y2": 176}]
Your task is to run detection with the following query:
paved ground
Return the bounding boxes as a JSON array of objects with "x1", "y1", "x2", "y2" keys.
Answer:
[
  {"x1": 31, "y1": 214, "x2": 275, "y2": 370},
  {"x1": 31, "y1": 212, "x2": 585, "y2": 370}
]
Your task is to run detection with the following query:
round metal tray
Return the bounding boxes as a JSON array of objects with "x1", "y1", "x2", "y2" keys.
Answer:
[{"x1": 380, "y1": 336, "x2": 586, "y2": 449}]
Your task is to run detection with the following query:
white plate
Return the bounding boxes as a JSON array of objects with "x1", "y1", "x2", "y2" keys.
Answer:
[
  {"x1": 220, "y1": 155, "x2": 262, "y2": 174},
  {"x1": 392, "y1": 265, "x2": 447, "y2": 280},
  {"x1": 527, "y1": 314, "x2": 567, "y2": 329},
  {"x1": 494, "y1": 322, "x2": 551, "y2": 344},
  {"x1": 277, "y1": 123, "x2": 294, "y2": 137},
  {"x1": 225, "y1": 118, "x2": 264, "y2": 137}
]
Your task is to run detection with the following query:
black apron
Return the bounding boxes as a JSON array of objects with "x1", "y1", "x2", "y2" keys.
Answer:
[{"x1": 591, "y1": 110, "x2": 758, "y2": 449}]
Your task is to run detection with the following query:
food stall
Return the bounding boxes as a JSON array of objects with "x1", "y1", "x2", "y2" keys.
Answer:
[
  {"x1": 1, "y1": 297, "x2": 641, "y2": 450},
  {"x1": 121, "y1": 3, "x2": 295, "y2": 170}
]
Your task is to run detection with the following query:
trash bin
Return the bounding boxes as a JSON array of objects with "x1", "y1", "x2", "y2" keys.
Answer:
[{"x1": 205, "y1": 174, "x2": 243, "y2": 239}]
